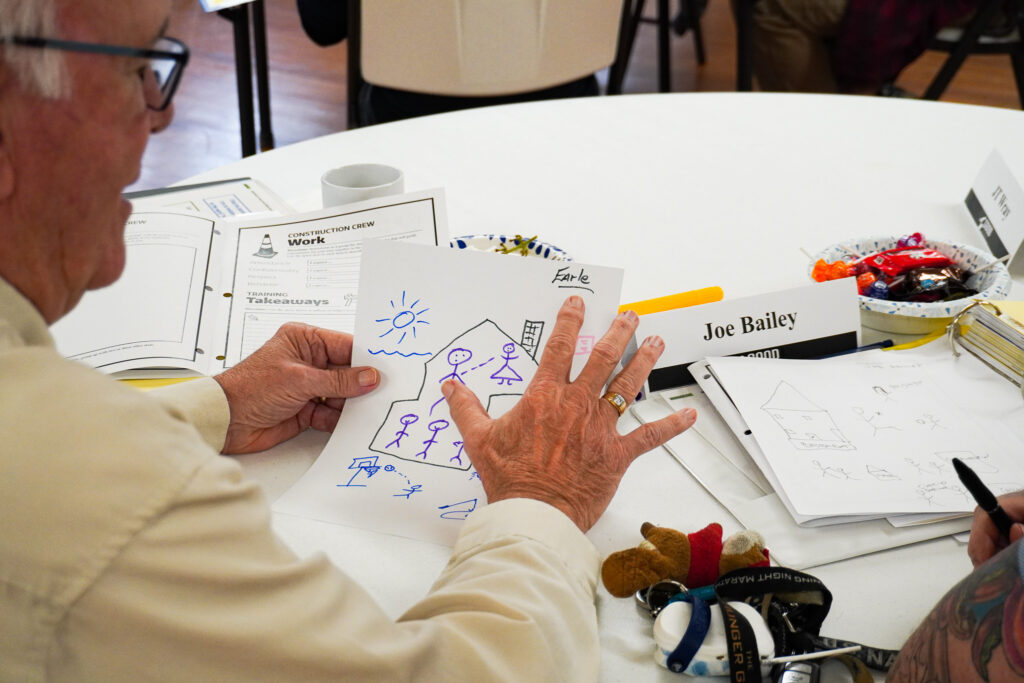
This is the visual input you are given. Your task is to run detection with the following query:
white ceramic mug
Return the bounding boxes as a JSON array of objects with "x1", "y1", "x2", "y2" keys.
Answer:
[{"x1": 321, "y1": 163, "x2": 404, "y2": 207}]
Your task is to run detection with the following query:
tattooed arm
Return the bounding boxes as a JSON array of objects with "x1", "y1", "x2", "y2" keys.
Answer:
[{"x1": 887, "y1": 541, "x2": 1024, "y2": 682}]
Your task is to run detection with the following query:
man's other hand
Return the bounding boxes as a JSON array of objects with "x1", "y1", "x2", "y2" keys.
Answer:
[{"x1": 214, "y1": 322, "x2": 379, "y2": 454}]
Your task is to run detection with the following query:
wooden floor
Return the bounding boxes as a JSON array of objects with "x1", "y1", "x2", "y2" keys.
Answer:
[{"x1": 132, "y1": 0, "x2": 1024, "y2": 192}]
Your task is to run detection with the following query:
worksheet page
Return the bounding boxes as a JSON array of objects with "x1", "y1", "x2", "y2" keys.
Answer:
[
  {"x1": 274, "y1": 239, "x2": 624, "y2": 545},
  {"x1": 51, "y1": 211, "x2": 216, "y2": 374},
  {"x1": 218, "y1": 190, "x2": 447, "y2": 368}
]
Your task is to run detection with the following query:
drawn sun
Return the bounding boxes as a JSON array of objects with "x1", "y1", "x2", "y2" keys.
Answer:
[{"x1": 376, "y1": 290, "x2": 430, "y2": 343}]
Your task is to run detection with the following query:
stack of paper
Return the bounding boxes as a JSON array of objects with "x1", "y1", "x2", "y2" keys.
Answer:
[{"x1": 692, "y1": 340, "x2": 1024, "y2": 527}]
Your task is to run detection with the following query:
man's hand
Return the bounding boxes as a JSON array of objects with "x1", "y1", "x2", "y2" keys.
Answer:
[
  {"x1": 214, "y1": 322, "x2": 379, "y2": 454},
  {"x1": 442, "y1": 296, "x2": 697, "y2": 532},
  {"x1": 967, "y1": 490, "x2": 1024, "y2": 567}
]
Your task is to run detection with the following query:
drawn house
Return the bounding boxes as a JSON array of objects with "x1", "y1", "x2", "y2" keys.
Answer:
[
  {"x1": 760, "y1": 381, "x2": 854, "y2": 451},
  {"x1": 370, "y1": 319, "x2": 539, "y2": 470}
]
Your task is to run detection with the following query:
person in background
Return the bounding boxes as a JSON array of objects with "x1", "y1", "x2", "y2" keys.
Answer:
[
  {"x1": 0, "y1": 0, "x2": 695, "y2": 680},
  {"x1": 750, "y1": 0, "x2": 1003, "y2": 95}
]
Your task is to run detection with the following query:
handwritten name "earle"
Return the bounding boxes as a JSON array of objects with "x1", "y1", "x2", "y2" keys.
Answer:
[
  {"x1": 551, "y1": 266, "x2": 594, "y2": 293},
  {"x1": 702, "y1": 311, "x2": 797, "y2": 340}
]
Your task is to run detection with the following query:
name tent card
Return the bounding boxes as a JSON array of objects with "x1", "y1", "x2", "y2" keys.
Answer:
[
  {"x1": 965, "y1": 149, "x2": 1024, "y2": 273},
  {"x1": 636, "y1": 278, "x2": 860, "y2": 392}
]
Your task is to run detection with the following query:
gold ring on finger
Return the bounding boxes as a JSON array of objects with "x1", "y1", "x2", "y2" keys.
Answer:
[{"x1": 601, "y1": 391, "x2": 628, "y2": 417}]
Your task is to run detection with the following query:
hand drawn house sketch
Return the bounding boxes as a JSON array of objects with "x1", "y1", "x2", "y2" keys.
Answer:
[{"x1": 760, "y1": 381, "x2": 855, "y2": 451}]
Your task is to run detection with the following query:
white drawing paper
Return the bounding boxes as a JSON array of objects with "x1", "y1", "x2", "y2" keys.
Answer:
[
  {"x1": 273, "y1": 239, "x2": 624, "y2": 545},
  {"x1": 705, "y1": 343, "x2": 1024, "y2": 516}
]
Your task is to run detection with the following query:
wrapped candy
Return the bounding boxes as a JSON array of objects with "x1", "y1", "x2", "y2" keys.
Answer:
[
  {"x1": 856, "y1": 272, "x2": 877, "y2": 295},
  {"x1": 812, "y1": 234, "x2": 980, "y2": 303},
  {"x1": 896, "y1": 232, "x2": 924, "y2": 248},
  {"x1": 864, "y1": 247, "x2": 954, "y2": 278},
  {"x1": 867, "y1": 280, "x2": 891, "y2": 300}
]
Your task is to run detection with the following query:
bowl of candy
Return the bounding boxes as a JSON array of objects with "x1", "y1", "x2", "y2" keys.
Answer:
[
  {"x1": 810, "y1": 233, "x2": 1011, "y2": 335},
  {"x1": 450, "y1": 234, "x2": 572, "y2": 261}
]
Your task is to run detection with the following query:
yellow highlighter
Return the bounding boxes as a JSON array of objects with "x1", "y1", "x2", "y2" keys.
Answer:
[{"x1": 618, "y1": 286, "x2": 724, "y2": 316}]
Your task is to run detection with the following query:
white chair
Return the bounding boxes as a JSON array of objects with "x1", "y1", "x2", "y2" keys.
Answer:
[{"x1": 346, "y1": 0, "x2": 624, "y2": 126}]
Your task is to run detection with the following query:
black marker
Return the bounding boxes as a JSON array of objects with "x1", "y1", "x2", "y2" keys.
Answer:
[{"x1": 952, "y1": 457, "x2": 1014, "y2": 538}]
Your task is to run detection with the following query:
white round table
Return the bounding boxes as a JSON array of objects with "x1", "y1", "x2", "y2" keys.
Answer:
[{"x1": 184, "y1": 93, "x2": 1024, "y2": 681}]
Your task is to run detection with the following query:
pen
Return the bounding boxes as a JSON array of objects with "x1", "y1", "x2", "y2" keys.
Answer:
[
  {"x1": 952, "y1": 457, "x2": 1014, "y2": 538},
  {"x1": 816, "y1": 339, "x2": 893, "y2": 359}
]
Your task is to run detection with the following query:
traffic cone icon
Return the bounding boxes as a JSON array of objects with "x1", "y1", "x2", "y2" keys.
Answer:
[{"x1": 253, "y1": 234, "x2": 277, "y2": 258}]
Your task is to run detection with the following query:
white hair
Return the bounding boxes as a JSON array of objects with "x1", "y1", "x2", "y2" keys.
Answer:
[{"x1": 0, "y1": 0, "x2": 67, "y2": 98}]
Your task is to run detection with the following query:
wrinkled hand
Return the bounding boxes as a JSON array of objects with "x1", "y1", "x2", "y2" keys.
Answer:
[
  {"x1": 442, "y1": 296, "x2": 697, "y2": 532},
  {"x1": 968, "y1": 490, "x2": 1024, "y2": 566},
  {"x1": 214, "y1": 322, "x2": 379, "y2": 454}
]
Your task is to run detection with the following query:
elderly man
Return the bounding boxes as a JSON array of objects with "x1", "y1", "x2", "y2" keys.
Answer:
[{"x1": 0, "y1": 0, "x2": 700, "y2": 681}]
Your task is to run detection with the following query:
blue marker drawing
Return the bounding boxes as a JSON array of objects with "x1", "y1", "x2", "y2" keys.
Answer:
[
  {"x1": 395, "y1": 484, "x2": 424, "y2": 499},
  {"x1": 451, "y1": 440, "x2": 466, "y2": 466},
  {"x1": 439, "y1": 348, "x2": 472, "y2": 384},
  {"x1": 439, "y1": 498, "x2": 478, "y2": 520},
  {"x1": 376, "y1": 290, "x2": 430, "y2": 344},
  {"x1": 337, "y1": 456, "x2": 381, "y2": 487},
  {"x1": 490, "y1": 343, "x2": 523, "y2": 386},
  {"x1": 387, "y1": 413, "x2": 419, "y2": 448},
  {"x1": 416, "y1": 419, "x2": 449, "y2": 459},
  {"x1": 368, "y1": 349, "x2": 432, "y2": 357},
  {"x1": 369, "y1": 320, "x2": 542, "y2": 471}
]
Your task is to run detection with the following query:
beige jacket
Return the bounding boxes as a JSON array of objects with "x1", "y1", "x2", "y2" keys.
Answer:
[{"x1": 0, "y1": 277, "x2": 601, "y2": 682}]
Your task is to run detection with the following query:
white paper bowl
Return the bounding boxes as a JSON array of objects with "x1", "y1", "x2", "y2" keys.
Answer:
[
  {"x1": 810, "y1": 236, "x2": 1011, "y2": 335},
  {"x1": 449, "y1": 234, "x2": 572, "y2": 261}
]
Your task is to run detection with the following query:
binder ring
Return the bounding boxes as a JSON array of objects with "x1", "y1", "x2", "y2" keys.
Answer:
[{"x1": 948, "y1": 299, "x2": 1002, "y2": 358}]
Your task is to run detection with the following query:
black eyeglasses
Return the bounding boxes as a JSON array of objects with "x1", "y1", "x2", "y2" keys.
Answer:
[{"x1": 1, "y1": 35, "x2": 189, "y2": 111}]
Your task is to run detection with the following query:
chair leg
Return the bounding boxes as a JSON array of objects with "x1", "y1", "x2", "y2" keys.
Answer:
[
  {"x1": 1013, "y1": 4, "x2": 1024, "y2": 109},
  {"x1": 251, "y1": 0, "x2": 274, "y2": 151},
  {"x1": 924, "y1": 0, "x2": 1005, "y2": 100},
  {"x1": 686, "y1": 0, "x2": 706, "y2": 64},
  {"x1": 734, "y1": 0, "x2": 754, "y2": 91},
  {"x1": 608, "y1": 0, "x2": 645, "y2": 95},
  {"x1": 658, "y1": 0, "x2": 671, "y2": 92},
  {"x1": 1010, "y1": 51, "x2": 1024, "y2": 109},
  {"x1": 346, "y1": 0, "x2": 363, "y2": 128}
]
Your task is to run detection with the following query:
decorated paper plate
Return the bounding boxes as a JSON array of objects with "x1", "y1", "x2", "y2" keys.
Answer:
[
  {"x1": 449, "y1": 234, "x2": 572, "y2": 261},
  {"x1": 810, "y1": 235, "x2": 1011, "y2": 334}
]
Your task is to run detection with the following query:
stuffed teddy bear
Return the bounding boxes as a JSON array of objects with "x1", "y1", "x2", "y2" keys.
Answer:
[{"x1": 601, "y1": 522, "x2": 769, "y2": 598}]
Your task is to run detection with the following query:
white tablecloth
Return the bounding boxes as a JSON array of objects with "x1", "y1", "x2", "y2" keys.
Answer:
[{"x1": 184, "y1": 93, "x2": 1024, "y2": 681}]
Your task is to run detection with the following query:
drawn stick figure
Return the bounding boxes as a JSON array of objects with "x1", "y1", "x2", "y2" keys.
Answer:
[
  {"x1": 394, "y1": 484, "x2": 423, "y2": 499},
  {"x1": 450, "y1": 440, "x2": 466, "y2": 466},
  {"x1": 439, "y1": 348, "x2": 472, "y2": 384},
  {"x1": 812, "y1": 460, "x2": 857, "y2": 480},
  {"x1": 416, "y1": 419, "x2": 450, "y2": 459},
  {"x1": 490, "y1": 343, "x2": 523, "y2": 386},
  {"x1": 387, "y1": 413, "x2": 419, "y2": 448}
]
